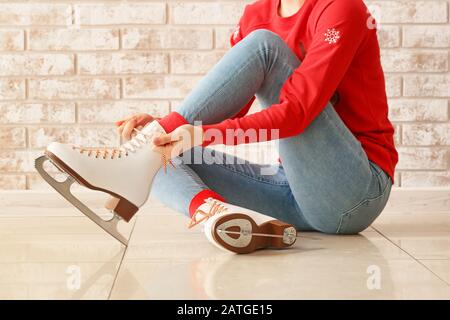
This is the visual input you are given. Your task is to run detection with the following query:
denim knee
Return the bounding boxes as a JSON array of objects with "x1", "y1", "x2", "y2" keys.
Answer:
[{"x1": 242, "y1": 28, "x2": 285, "y2": 49}]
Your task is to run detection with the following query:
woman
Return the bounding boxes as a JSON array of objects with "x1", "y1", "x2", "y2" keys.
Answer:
[{"x1": 44, "y1": 0, "x2": 397, "y2": 253}]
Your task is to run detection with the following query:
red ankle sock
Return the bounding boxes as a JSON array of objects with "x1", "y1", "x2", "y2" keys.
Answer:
[
  {"x1": 189, "y1": 190, "x2": 226, "y2": 217},
  {"x1": 157, "y1": 111, "x2": 189, "y2": 133}
]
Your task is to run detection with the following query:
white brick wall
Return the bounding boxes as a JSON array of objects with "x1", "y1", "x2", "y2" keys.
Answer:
[{"x1": 0, "y1": 0, "x2": 449, "y2": 189}]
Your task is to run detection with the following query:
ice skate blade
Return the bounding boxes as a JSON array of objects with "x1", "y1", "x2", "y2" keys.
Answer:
[
  {"x1": 35, "y1": 155, "x2": 129, "y2": 246},
  {"x1": 44, "y1": 150, "x2": 138, "y2": 222}
]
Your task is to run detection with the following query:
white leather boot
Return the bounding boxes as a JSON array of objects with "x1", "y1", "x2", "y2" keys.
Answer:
[
  {"x1": 45, "y1": 121, "x2": 170, "y2": 221},
  {"x1": 190, "y1": 198, "x2": 297, "y2": 254}
]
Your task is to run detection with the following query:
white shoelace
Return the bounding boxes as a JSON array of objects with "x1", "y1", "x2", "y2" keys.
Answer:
[{"x1": 74, "y1": 128, "x2": 155, "y2": 159}]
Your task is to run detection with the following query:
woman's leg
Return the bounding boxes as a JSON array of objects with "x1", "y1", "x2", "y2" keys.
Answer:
[
  {"x1": 243, "y1": 31, "x2": 393, "y2": 234},
  {"x1": 151, "y1": 147, "x2": 314, "y2": 230},
  {"x1": 166, "y1": 29, "x2": 301, "y2": 125},
  {"x1": 152, "y1": 29, "x2": 392, "y2": 234},
  {"x1": 151, "y1": 28, "x2": 306, "y2": 223},
  {"x1": 276, "y1": 103, "x2": 392, "y2": 234},
  {"x1": 150, "y1": 156, "x2": 209, "y2": 217}
]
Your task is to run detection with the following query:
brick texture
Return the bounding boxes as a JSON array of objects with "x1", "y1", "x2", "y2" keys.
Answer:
[
  {"x1": 0, "y1": 53, "x2": 74, "y2": 76},
  {"x1": 0, "y1": 0, "x2": 449, "y2": 189},
  {"x1": 74, "y1": 3, "x2": 166, "y2": 25},
  {"x1": 0, "y1": 29, "x2": 24, "y2": 50},
  {"x1": 0, "y1": 3, "x2": 71, "y2": 26},
  {"x1": 78, "y1": 52, "x2": 168, "y2": 75}
]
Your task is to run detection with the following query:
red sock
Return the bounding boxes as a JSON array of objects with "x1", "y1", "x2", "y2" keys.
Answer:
[
  {"x1": 157, "y1": 111, "x2": 189, "y2": 133},
  {"x1": 189, "y1": 190, "x2": 226, "y2": 217}
]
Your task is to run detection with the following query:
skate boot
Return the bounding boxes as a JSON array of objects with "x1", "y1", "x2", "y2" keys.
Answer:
[
  {"x1": 189, "y1": 198, "x2": 298, "y2": 254},
  {"x1": 35, "y1": 121, "x2": 173, "y2": 245}
]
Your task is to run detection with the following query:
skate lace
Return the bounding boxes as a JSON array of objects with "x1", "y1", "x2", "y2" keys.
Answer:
[
  {"x1": 73, "y1": 127, "x2": 175, "y2": 173},
  {"x1": 188, "y1": 197, "x2": 227, "y2": 229}
]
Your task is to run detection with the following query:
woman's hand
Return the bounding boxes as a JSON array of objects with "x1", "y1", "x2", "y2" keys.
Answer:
[
  {"x1": 116, "y1": 113, "x2": 160, "y2": 140},
  {"x1": 152, "y1": 124, "x2": 204, "y2": 159}
]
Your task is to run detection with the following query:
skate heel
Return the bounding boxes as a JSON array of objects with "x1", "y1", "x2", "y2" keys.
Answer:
[
  {"x1": 212, "y1": 213, "x2": 298, "y2": 254},
  {"x1": 264, "y1": 220, "x2": 297, "y2": 248},
  {"x1": 107, "y1": 196, "x2": 138, "y2": 222}
]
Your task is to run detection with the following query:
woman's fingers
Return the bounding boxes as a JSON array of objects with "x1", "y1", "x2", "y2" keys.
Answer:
[
  {"x1": 130, "y1": 125, "x2": 143, "y2": 139},
  {"x1": 117, "y1": 123, "x2": 125, "y2": 134},
  {"x1": 121, "y1": 118, "x2": 137, "y2": 140},
  {"x1": 153, "y1": 132, "x2": 176, "y2": 146},
  {"x1": 115, "y1": 114, "x2": 135, "y2": 127},
  {"x1": 152, "y1": 132, "x2": 180, "y2": 159},
  {"x1": 116, "y1": 114, "x2": 156, "y2": 139},
  {"x1": 116, "y1": 115, "x2": 135, "y2": 137},
  {"x1": 152, "y1": 141, "x2": 183, "y2": 160},
  {"x1": 152, "y1": 144, "x2": 171, "y2": 157}
]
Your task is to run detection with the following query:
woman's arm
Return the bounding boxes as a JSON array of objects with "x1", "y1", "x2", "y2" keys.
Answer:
[{"x1": 202, "y1": 0, "x2": 369, "y2": 146}]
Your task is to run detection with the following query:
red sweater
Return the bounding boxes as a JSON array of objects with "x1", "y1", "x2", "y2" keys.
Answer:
[{"x1": 160, "y1": 0, "x2": 398, "y2": 182}]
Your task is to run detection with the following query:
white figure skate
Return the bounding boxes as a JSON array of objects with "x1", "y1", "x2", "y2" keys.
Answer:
[
  {"x1": 189, "y1": 198, "x2": 298, "y2": 254},
  {"x1": 35, "y1": 121, "x2": 172, "y2": 246}
]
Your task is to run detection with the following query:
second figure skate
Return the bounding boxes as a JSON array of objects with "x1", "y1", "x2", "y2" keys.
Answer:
[{"x1": 35, "y1": 121, "x2": 172, "y2": 246}]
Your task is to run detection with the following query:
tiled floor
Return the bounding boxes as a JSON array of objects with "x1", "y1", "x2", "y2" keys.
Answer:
[{"x1": 1, "y1": 190, "x2": 449, "y2": 299}]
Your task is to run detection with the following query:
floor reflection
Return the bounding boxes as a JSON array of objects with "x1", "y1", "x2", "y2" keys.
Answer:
[{"x1": 111, "y1": 233, "x2": 408, "y2": 299}]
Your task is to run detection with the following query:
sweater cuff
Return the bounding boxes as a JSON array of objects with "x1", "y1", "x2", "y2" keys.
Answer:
[
  {"x1": 200, "y1": 124, "x2": 223, "y2": 147},
  {"x1": 189, "y1": 189, "x2": 226, "y2": 217},
  {"x1": 157, "y1": 112, "x2": 189, "y2": 133}
]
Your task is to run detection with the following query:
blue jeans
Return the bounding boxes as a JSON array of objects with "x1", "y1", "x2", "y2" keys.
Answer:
[{"x1": 150, "y1": 29, "x2": 392, "y2": 234}]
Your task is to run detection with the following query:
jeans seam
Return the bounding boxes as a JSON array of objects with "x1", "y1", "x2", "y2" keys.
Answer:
[
  {"x1": 369, "y1": 161, "x2": 383, "y2": 177},
  {"x1": 175, "y1": 163, "x2": 208, "y2": 189},
  {"x1": 336, "y1": 177, "x2": 392, "y2": 233},
  {"x1": 322, "y1": 106, "x2": 366, "y2": 159}
]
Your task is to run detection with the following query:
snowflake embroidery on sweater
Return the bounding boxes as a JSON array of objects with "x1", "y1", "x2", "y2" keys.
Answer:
[{"x1": 324, "y1": 28, "x2": 340, "y2": 44}]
